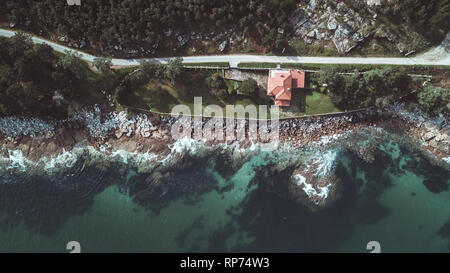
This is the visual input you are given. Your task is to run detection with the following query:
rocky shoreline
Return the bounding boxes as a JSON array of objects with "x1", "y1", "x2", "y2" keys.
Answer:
[
  {"x1": 1, "y1": 103, "x2": 447, "y2": 162},
  {"x1": 0, "y1": 103, "x2": 448, "y2": 212}
]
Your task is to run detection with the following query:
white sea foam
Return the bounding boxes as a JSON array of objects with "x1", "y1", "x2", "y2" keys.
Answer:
[
  {"x1": 0, "y1": 144, "x2": 160, "y2": 175},
  {"x1": 41, "y1": 148, "x2": 79, "y2": 173},
  {"x1": 169, "y1": 137, "x2": 206, "y2": 155},
  {"x1": 294, "y1": 174, "x2": 332, "y2": 204},
  {"x1": 294, "y1": 173, "x2": 307, "y2": 185},
  {"x1": 4, "y1": 150, "x2": 31, "y2": 171},
  {"x1": 318, "y1": 133, "x2": 345, "y2": 146},
  {"x1": 313, "y1": 149, "x2": 338, "y2": 177}
]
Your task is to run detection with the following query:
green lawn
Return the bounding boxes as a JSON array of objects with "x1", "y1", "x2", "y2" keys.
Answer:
[
  {"x1": 237, "y1": 62, "x2": 277, "y2": 69},
  {"x1": 231, "y1": 62, "x2": 449, "y2": 74},
  {"x1": 182, "y1": 62, "x2": 229, "y2": 68},
  {"x1": 278, "y1": 89, "x2": 341, "y2": 118},
  {"x1": 120, "y1": 71, "x2": 273, "y2": 118},
  {"x1": 304, "y1": 91, "x2": 340, "y2": 115},
  {"x1": 119, "y1": 70, "x2": 353, "y2": 118}
]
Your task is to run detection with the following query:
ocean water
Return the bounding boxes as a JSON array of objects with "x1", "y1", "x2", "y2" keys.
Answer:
[{"x1": 0, "y1": 137, "x2": 449, "y2": 253}]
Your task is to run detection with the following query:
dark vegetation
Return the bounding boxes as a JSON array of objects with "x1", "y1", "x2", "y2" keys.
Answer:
[
  {"x1": 0, "y1": 34, "x2": 135, "y2": 119},
  {"x1": 375, "y1": 0, "x2": 450, "y2": 44},
  {"x1": 183, "y1": 62, "x2": 229, "y2": 68},
  {"x1": 281, "y1": 63, "x2": 450, "y2": 74},
  {"x1": 317, "y1": 66, "x2": 412, "y2": 109},
  {"x1": 3, "y1": 0, "x2": 449, "y2": 58},
  {"x1": 317, "y1": 65, "x2": 449, "y2": 116},
  {"x1": 0, "y1": 33, "x2": 446, "y2": 119},
  {"x1": 93, "y1": 57, "x2": 112, "y2": 73},
  {"x1": 239, "y1": 79, "x2": 259, "y2": 96},
  {"x1": 114, "y1": 57, "x2": 183, "y2": 104},
  {"x1": 238, "y1": 63, "x2": 278, "y2": 68},
  {"x1": 3, "y1": 0, "x2": 297, "y2": 55},
  {"x1": 206, "y1": 72, "x2": 228, "y2": 99},
  {"x1": 206, "y1": 73, "x2": 258, "y2": 99},
  {"x1": 0, "y1": 33, "x2": 128, "y2": 119},
  {"x1": 417, "y1": 85, "x2": 450, "y2": 116},
  {"x1": 0, "y1": 33, "x2": 60, "y2": 117}
]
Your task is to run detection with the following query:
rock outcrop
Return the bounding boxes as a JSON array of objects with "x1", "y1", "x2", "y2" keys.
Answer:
[
  {"x1": 289, "y1": 0, "x2": 375, "y2": 54},
  {"x1": 288, "y1": 0, "x2": 422, "y2": 55},
  {"x1": 288, "y1": 149, "x2": 342, "y2": 211},
  {"x1": 387, "y1": 103, "x2": 449, "y2": 158}
]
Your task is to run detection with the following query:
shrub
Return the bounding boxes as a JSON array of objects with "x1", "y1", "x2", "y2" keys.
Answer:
[
  {"x1": 239, "y1": 78, "x2": 258, "y2": 96},
  {"x1": 417, "y1": 85, "x2": 449, "y2": 116}
]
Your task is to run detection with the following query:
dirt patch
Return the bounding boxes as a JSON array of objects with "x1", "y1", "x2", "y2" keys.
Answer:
[{"x1": 224, "y1": 69, "x2": 268, "y2": 88}]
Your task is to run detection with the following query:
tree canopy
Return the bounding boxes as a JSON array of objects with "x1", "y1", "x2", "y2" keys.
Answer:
[
  {"x1": 377, "y1": 0, "x2": 450, "y2": 43},
  {"x1": 93, "y1": 57, "x2": 113, "y2": 73},
  {"x1": 0, "y1": 34, "x2": 62, "y2": 117},
  {"x1": 239, "y1": 78, "x2": 259, "y2": 96},
  {"x1": 0, "y1": 33, "x2": 118, "y2": 118},
  {"x1": 319, "y1": 66, "x2": 411, "y2": 109},
  {"x1": 3, "y1": 0, "x2": 297, "y2": 55},
  {"x1": 417, "y1": 85, "x2": 449, "y2": 116}
]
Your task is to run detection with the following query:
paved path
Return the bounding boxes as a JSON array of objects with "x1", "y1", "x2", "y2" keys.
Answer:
[{"x1": 1, "y1": 28, "x2": 449, "y2": 67}]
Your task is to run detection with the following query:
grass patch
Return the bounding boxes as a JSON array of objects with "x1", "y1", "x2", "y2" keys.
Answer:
[
  {"x1": 183, "y1": 62, "x2": 229, "y2": 68},
  {"x1": 235, "y1": 62, "x2": 450, "y2": 74},
  {"x1": 120, "y1": 69, "x2": 363, "y2": 118},
  {"x1": 304, "y1": 91, "x2": 341, "y2": 114},
  {"x1": 237, "y1": 62, "x2": 278, "y2": 69},
  {"x1": 119, "y1": 70, "x2": 272, "y2": 118},
  {"x1": 281, "y1": 89, "x2": 342, "y2": 118}
]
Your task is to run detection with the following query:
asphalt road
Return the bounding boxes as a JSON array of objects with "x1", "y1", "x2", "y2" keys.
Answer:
[{"x1": 1, "y1": 28, "x2": 449, "y2": 67}]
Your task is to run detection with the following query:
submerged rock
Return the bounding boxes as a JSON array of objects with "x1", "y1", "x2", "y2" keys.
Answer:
[
  {"x1": 438, "y1": 221, "x2": 450, "y2": 239},
  {"x1": 422, "y1": 179, "x2": 449, "y2": 194},
  {"x1": 288, "y1": 149, "x2": 342, "y2": 211}
]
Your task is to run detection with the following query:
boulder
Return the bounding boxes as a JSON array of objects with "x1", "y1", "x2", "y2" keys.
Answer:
[
  {"x1": 352, "y1": 32, "x2": 364, "y2": 42},
  {"x1": 423, "y1": 131, "x2": 436, "y2": 141},
  {"x1": 307, "y1": 30, "x2": 316, "y2": 38},
  {"x1": 219, "y1": 40, "x2": 228, "y2": 52},
  {"x1": 332, "y1": 37, "x2": 357, "y2": 54},
  {"x1": 334, "y1": 24, "x2": 352, "y2": 39},
  {"x1": 115, "y1": 130, "x2": 123, "y2": 139}
]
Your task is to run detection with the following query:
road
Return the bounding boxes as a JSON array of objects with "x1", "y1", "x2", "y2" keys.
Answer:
[{"x1": 1, "y1": 28, "x2": 449, "y2": 67}]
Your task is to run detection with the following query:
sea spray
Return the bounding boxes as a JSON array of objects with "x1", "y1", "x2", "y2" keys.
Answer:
[
  {"x1": 293, "y1": 174, "x2": 332, "y2": 202},
  {"x1": 313, "y1": 149, "x2": 339, "y2": 177},
  {"x1": 4, "y1": 150, "x2": 31, "y2": 171}
]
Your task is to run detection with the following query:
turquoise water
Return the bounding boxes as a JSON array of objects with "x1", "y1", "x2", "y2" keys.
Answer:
[
  {"x1": 0, "y1": 139, "x2": 449, "y2": 253},
  {"x1": 336, "y1": 141, "x2": 450, "y2": 252}
]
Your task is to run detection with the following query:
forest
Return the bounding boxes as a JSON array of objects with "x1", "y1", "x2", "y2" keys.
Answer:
[
  {"x1": 318, "y1": 66, "x2": 411, "y2": 109},
  {"x1": 318, "y1": 66, "x2": 449, "y2": 116},
  {"x1": 0, "y1": 33, "x2": 124, "y2": 118},
  {"x1": 0, "y1": 33, "x2": 67, "y2": 117},
  {"x1": 3, "y1": 0, "x2": 297, "y2": 55},
  {"x1": 3, "y1": 1, "x2": 449, "y2": 57},
  {"x1": 376, "y1": 0, "x2": 450, "y2": 43}
]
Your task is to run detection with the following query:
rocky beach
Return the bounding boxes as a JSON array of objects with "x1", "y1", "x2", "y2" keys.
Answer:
[
  {"x1": 0, "y1": 102, "x2": 449, "y2": 253},
  {"x1": 1, "y1": 103, "x2": 448, "y2": 213}
]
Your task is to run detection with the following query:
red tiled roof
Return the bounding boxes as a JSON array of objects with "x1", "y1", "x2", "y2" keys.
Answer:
[
  {"x1": 274, "y1": 100, "x2": 291, "y2": 106},
  {"x1": 290, "y1": 70, "x2": 305, "y2": 88},
  {"x1": 267, "y1": 70, "x2": 305, "y2": 106}
]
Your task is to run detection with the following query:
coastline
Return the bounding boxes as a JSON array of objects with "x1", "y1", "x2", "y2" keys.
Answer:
[{"x1": 1, "y1": 103, "x2": 448, "y2": 211}]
